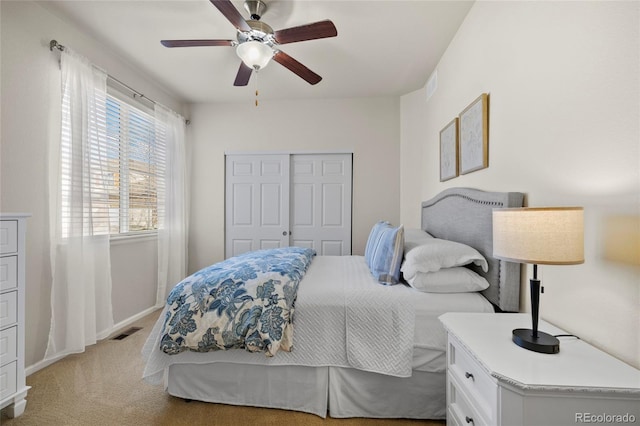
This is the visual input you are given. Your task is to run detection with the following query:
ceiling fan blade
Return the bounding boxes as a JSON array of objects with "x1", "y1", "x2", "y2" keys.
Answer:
[
  {"x1": 273, "y1": 51, "x2": 322, "y2": 85},
  {"x1": 234, "y1": 62, "x2": 253, "y2": 86},
  {"x1": 209, "y1": 0, "x2": 251, "y2": 32},
  {"x1": 161, "y1": 39, "x2": 233, "y2": 48},
  {"x1": 273, "y1": 20, "x2": 337, "y2": 45}
]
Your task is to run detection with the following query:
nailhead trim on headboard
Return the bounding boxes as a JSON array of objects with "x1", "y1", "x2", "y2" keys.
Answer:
[{"x1": 422, "y1": 193, "x2": 505, "y2": 208}]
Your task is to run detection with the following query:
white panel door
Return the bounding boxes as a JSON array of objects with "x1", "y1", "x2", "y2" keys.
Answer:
[
  {"x1": 291, "y1": 154, "x2": 352, "y2": 255},
  {"x1": 225, "y1": 155, "x2": 290, "y2": 257}
]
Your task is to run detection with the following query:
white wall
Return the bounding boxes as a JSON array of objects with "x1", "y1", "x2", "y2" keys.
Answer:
[
  {"x1": 401, "y1": 1, "x2": 639, "y2": 368},
  {"x1": 188, "y1": 97, "x2": 400, "y2": 273},
  {"x1": 6, "y1": 0, "x2": 635, "y2": 375},
  {"x1": 0, "y1": 1, "x2": 186, "y2": 369}
]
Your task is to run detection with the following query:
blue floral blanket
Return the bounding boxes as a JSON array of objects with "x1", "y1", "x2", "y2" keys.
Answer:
[{"x1": 159, "y1": 247, "x2": 316, "y2": 357}]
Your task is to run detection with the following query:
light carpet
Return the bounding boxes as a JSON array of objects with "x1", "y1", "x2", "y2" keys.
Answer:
[{"x1": 1, "y1": 310, "x2": 444, "y2": 426}]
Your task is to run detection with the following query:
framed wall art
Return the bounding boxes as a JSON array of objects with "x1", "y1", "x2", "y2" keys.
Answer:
[
  {"x1": 439, "y1": 117, "x2": 458, "y2": 182},
  {"x1": 459, "y1": 93, "x2": 489, "y2": 174}
]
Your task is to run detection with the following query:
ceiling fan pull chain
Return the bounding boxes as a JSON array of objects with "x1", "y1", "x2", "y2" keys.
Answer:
[{"x1": 255, "y1": 71, "x2": 260, "y2": 107}]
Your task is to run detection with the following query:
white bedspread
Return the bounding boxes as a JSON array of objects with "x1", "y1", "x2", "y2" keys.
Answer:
[{"x1": 143, "y1": 255, "x2": 416, "y2": 384}]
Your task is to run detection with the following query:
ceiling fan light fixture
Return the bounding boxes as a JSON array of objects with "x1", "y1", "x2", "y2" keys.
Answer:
[{"x1": 236, "y1": 40, "x2": 273, "y2": 70}]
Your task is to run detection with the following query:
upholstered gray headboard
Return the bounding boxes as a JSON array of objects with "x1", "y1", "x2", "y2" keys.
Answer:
[{"x1": 421, "y1": 187, "x2": 524, "y2": 312}]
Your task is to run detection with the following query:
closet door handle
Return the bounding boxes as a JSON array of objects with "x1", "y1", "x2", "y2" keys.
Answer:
[
  {"x1": 465, "y1": 372, "x2": 474, "y2": 381},
  {"x1": 282, "y1": 231, "x2": 288, "y2": 236},
  {"x1": 465, "y1": 416, "x2": 474, "y2": 425}
]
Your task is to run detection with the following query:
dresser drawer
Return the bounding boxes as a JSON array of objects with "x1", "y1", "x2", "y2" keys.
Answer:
[
  {"x1": 448, "y1": 335, "x2": 497, "y2": 423},
  {"x1": 0, "y1": 221, "x2": 18, "y2": 255},
  {"x1": 0, "y1": 292, "x2": 18, "y2": 329},
  {"x1": 0, "y1": 256, "x2": 18, "y2": 292},
  {"x1": 0, "y1": 361, "x2": 17, "y2": 400},
  {"x1": 448, "y1": 371, "x2": 488, "y2": 426},
  {"x1": 0, "y1": 326, "x2": 17, "y2": 366}
]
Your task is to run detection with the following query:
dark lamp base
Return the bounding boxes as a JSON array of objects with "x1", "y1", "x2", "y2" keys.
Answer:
[{"x1": 512, "y1": 328, "x2": 560, "y2": 354}]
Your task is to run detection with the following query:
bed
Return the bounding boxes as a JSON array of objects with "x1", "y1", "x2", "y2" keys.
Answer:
[{"x1": 142, "y1": 187, "x2": 524, "y2": 419}]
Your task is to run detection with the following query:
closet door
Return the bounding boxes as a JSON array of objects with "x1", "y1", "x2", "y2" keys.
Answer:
[
  {"x1": 225, "y1": 155, "x2": 290, "y2": 257},
  {"x1": 225, "y1": 153, "x2": 352, "y2": 258},
  {"x1": 291, "y1": 154, "x2": 352, "y2": 255}
]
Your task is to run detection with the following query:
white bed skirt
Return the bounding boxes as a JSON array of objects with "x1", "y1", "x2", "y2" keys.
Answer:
[
  {"x1": 166, "y1": 362, "x2": 446, "y2": 419},
  {"x1": 328, "y1": 367, "x2": 446, "y2": 419}
]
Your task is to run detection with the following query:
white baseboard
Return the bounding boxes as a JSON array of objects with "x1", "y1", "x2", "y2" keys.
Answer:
[
  {"x1": 25, "y1": 305, "x2": 161, "y2": 376},
  {"x1": 26, "y1": 354, "x2": 66, "y2": 377},
  {"x1": 109, "y1": 305, "x2": 160, "y2": 338}
]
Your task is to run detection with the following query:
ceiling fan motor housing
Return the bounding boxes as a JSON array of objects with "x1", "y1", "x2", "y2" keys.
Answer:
[
  {"x1": 237, "y1": 20, "x2": 275, "y2": 46},
  {"x1": 244, "y1": 0, "x2": 267, "y2": 20}
]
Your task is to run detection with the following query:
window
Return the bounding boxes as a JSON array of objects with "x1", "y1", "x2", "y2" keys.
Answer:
[
  {"x1": 105, "y1": 95, "x2": 166, "y2": 234},
  {"x1": 60, "y1": 90, "x2": 166, "y2": 237}
]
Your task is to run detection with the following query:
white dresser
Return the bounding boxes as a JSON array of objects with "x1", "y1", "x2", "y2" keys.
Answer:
[
  {"x1": 440, "y1": 312, "x2": 640, "y2": 426},
  {"x1": 0, "y1": 214, "x2": 30, "y2": 417}
]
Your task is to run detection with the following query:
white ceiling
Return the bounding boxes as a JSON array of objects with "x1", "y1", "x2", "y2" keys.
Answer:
[{"x1": 42, "y1": 0, "x2": 473, "y2": 104}]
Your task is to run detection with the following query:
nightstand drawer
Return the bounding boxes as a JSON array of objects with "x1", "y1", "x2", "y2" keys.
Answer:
[
  {"x1": 0, "y1": 256, "x2": 18, "y2": 292},
  {"x1": 448, "y1": 371, "x2": 488, "y2": 426},
  {"x1": 0, "y1": 221, "x2": 18, "y2": 255},
  {"x1": 448, "y1": 335, "x2": 497, "y2": 422},
  {"x1": 0, "y1": 291, "x2": 18, "y2": 328},
  {"x1": 0, "y1": 326, "x2": 17, "y2": 366}
]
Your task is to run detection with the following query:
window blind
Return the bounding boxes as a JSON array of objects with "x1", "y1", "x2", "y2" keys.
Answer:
[
  {"x1": 106, "y1": 95, "x2": 166, "y2": 234},
  {"x1": 60, "y1": 89, "x2": 166, "y2": 237},
  {"x1": 60, "y1": 84, "x2": 113, "y2": 237}
]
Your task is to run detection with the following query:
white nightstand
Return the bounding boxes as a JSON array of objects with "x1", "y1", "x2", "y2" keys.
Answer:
[{"x1": 439, "y1": 313, "x2": 640, "y2": 426}]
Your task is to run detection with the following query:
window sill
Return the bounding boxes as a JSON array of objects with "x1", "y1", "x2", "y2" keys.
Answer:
[{"x1": 109, "y1": 231, "x2": 158, "y2": 246}]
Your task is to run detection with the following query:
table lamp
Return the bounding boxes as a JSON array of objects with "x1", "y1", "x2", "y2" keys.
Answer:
[{"x1": 492, "y1": 207, "x2": 584, "y2": 354}]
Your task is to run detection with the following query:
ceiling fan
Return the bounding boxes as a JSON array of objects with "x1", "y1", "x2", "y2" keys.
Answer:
[{"x1": 161, "y1": 0, "x2": 338, "y2": 86}]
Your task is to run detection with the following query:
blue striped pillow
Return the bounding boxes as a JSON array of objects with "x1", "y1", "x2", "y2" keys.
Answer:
[
  {"x1": 365, "y1": 222, "x2": 404, "y2": 285},
  {"x1": 364, "y1": 221, "x2": 389, "y2": 265}
]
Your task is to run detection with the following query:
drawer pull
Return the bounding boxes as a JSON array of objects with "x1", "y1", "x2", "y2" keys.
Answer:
[
  {"x1": 465, "y1": 371, "x2": 474, "y2": 381},
  {"x1": 465, "y1": 416, "x2": 474, "y2": 425}
]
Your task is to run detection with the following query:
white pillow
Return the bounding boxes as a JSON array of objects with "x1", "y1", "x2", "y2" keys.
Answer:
[
  {"x1": 401, "y1": 238, "x2": 488, "y2": 280},
  {"x1": 403, "y1": 228, "x2": 433, "y2": 253},
  {"x1": 406, "y1": 267, "x2": 490, "y2": 293}
]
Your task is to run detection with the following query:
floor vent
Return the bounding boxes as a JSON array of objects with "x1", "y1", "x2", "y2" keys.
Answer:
[{"x1": 112, "y1": 326, "x2": 142, "y2": 341}]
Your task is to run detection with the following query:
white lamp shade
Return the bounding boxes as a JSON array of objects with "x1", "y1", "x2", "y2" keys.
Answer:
[
  {"x1": 236, "y1": 41, "x2": 273, "y2": 70},
  {"x1": 493, "y1": 207, "x2": 584, "y2": 265}
]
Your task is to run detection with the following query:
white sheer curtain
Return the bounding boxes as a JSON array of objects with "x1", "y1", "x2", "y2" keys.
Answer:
[
  {"x1": 46, "y1": 48, "x2": 114, "y2": 362},
  {"x1": 155, "y1": 104, "x2": 189, "y2": 306}
]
